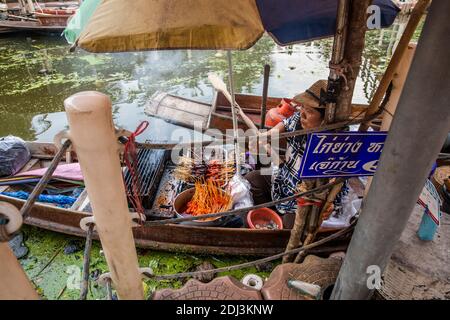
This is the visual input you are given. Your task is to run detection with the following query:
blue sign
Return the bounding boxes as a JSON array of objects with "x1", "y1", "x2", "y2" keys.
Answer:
[{"x1": 298, "y1": 132, "x2": 388, "y2": 178}]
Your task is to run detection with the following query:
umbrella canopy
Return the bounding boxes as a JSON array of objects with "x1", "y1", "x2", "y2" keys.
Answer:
[
  {"x1": 257, "y1": 0, "x2": 400, "y2": 45},
  {"x1": 65, "y1": 0, "x2": 399, "y2": 52},
  {"x1": 66, "y1": 0, "x2": 265, "y2": 52}
]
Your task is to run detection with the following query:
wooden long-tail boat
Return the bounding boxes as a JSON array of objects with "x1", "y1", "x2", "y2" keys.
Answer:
[
  {"x1": 0, "y1": 141, "x2": 356, "y2": 256},
  {"x1": 145, "y1": 91, "x2": 381, "y2": 132},
  {"x1": 0, "y1": 1, "x2": 77, "y2": 34}
]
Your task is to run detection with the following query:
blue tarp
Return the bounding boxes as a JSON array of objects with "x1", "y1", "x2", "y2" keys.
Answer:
[{"x1": 256, "y1": 0, "x2": 400, "y2": 45}]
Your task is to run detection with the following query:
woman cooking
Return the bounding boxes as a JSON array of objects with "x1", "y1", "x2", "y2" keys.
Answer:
[{"x1": 238, "y1": 79, "x2": 347, "y2": 226}]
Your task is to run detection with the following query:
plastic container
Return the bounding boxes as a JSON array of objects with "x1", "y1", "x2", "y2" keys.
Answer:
[
  {"x1": 278, "y1": 99, "x2": 296, "y2": 118},
  {"x1": 264, "y1": 99, "x2": 296, "y2": 127},
  {"x1": 247, "y1": 208, "x2": 283, "y2": 230},
  {"x1": 265, "y1": 108, "x2": 285, "y2": 127},
  {"x1": 417, "y1": 210, "x2": 440, "y2": 241}
]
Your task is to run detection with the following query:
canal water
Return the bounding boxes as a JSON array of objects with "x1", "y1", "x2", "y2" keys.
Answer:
[{"x1": 0, "y1": 16, "x2": 424, "y2": 300}]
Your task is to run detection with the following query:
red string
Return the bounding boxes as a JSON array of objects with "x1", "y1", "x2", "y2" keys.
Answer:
[{"x1": 123, "y1": 121, "x2": 149, "y2": 219}]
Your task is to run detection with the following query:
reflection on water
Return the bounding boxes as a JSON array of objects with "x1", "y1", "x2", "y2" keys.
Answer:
[{"x1": 0, "y1": 15, "x2": 424, "y2": 142}]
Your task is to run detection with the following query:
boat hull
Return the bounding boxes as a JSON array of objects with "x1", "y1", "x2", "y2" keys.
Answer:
[{"x1": 0, "y1": 195, "x2": 350, "y2": 256}]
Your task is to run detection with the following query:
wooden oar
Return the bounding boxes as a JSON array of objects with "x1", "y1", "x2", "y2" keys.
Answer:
[
  {"x1": 208, "y1": 73, "x2": 258, "y2": 132},
  {"x1": 208, "y1": 73, "x2": 280, "y2": 165}
]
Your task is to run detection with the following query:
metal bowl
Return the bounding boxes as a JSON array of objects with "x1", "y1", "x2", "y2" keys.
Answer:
[{"x1": 173, "y1": 187, "x2": 231, "y2": 227}]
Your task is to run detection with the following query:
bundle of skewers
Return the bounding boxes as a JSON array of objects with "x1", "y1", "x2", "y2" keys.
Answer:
[
  {"x1": 174, "y1": 156, "x2": 235, "y2": 187},
  {"x1": 185, "y1": 179, "x2": 233, "y2": 220}
]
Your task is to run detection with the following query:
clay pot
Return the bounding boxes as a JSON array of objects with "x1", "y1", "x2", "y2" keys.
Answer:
[{"x1": 247, "y1": 207, "x2": 283, "y2": 230}]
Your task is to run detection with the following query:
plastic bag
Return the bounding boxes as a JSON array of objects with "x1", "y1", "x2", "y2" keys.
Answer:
[
  {"x1": 227, "y1": 174, "x2": 254, "y2": 209},
  {"x1": 321, "y1": 185, "x2": 360, "y2": 229},
  {"x1": 0, "y1": 136, "x2": 31, "y2": 177}
]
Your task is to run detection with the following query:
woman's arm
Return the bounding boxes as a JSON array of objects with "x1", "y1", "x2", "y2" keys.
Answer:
[
  {"x1": 236, "y1": 106, "x2": 286, "y2": 137},
  {"x1": 258, "y1": 121, "x2": 286, "y2": 138}
]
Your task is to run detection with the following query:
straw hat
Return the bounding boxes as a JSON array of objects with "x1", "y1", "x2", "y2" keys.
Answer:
[{"x1": 293, "y1": 79, "x2": 328, "y2": 109}]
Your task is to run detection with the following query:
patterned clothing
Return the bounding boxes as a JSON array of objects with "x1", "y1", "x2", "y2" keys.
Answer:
[
  {"x1": 271, "y1": 112, "x2": 307, "y2": 214},
  {"x1": 271, "y1": 112, "x2": 348, "y2": 215}
]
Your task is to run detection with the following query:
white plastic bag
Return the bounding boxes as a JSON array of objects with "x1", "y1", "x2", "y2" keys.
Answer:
[
  {"x1": 0, "y1": 136, "x2": 31, "y2": 177},
  {"x1": 227, "y1": 174, "x2": 254, "y2": 209},
  {"x1": 321, "y1": 185, "x2": 360, "y2": 229}
]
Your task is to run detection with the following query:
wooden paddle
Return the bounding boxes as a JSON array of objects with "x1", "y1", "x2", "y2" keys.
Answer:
[
  {"x1": 208, "y1": 73, "x2": 280, "y2": 165},
  {"x1": 208, "y1": 73, "x2": 258, "y2": 132}
]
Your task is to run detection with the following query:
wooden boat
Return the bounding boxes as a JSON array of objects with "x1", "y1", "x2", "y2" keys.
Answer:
[
  {"x1": 0, "y1": 141, "x2": 354, "y2": 256},
  {"x1": 0, "y1": 1, "x2": 77, "y2": 34},
  {"x1": 0, "y1": 20, "x2": 67, "y2": 33},
  {"x1": 145, "y1": 91, "x2": 381, "y2": 132}
]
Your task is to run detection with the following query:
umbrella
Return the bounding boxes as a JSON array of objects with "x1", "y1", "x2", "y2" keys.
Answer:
[
  {"x1": 64, "y1": 0, "x2": 399, "y2": 176},
  {"x1": 65, "y1": 0, "x2": 399, "y2": 52}
]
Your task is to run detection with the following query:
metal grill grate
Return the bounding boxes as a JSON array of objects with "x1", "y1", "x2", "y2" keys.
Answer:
[{"x1": 123, "y1": 148, "x2": 167, "y2": 206}]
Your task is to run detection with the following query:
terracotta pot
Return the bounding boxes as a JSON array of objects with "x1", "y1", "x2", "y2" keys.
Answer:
[{"x1": 247, "y1": 207, "x2": 283, "y2": 230}]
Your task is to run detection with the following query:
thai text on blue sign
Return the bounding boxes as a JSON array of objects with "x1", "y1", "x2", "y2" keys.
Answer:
[{"x1": 298, "y1": 131, "x2": 388, "y2": 178}]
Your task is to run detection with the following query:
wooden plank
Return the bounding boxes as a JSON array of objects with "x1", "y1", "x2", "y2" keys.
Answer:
[
  {"x1": 0, "y1": 158, "x2": 41, "y2": 193},
  {"x1": 0, "y1": 20, "x2": 65, "y2": 31},
  {"x1": 70, "y1": 188, "x2": 88, "y2": 211},
  {"x1": 19, "y1": 158, "x2": 40, "y2": 172}
]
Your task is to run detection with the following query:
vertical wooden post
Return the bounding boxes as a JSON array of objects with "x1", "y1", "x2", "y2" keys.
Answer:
[
  {"x1": 335, "y1": 0, "x2": 372, "y2": 121},
  {"x1": 363, "y1": 43, "x2": 416, "y2": 194},
  {"x1": 379, "y1": 44, "x2": 416, "y2": 131},
  {"x1": 64, "y1": 91, "x2": 143, "y2": 300},
  {"x1": 0, "y1": 242, "x2": 39, "y2": 299},
  {"x1": 324, "y1": 0, "x2": 350, "y2": 123}
]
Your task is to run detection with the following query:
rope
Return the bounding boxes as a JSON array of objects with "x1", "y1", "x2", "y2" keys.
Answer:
[
  {"x1": 329, "y1": 61, "x2": 353, "y2": 91},
  {"x1": 79, "y1": 223, "x2": 94, "y2": 300},
  {"x1": 144, "y1": 179, "x2": 344, "y2": 226},
  {"x1": 101, "y1": 222, "x2": 354, "y2": 283},
  {"x1": 105, "y1": 278, "x2": 113, "y2": 300},
  {"x1": 133, "y1": 109, "x2": 383, "y2": 150},
  {"x1": 122, "y1": 121, "x2": 149, "y2": 216}
]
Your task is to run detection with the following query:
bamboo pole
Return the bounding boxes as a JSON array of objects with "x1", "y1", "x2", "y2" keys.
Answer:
[
  {"x1": 260, "y1": 64, "x2": 270, "y2": 130},
  {"x1": 26, "y1": 0, "x2": 34, "y2": 13},
  {"x1": 282, "y1": 180, "x2": 315, "y2": 263},
  {"x1": 63, "y1": 91, "x2": 143, "y2": 300},
  {"x1": 294, "y1": 179, "x2": 329, "y2": 263},
  {"x1": 0, "y1": 242, "x2": 39, "y2": 299},
  {"x1": 359, "y1": 0, "x2": 431, "y2": 130}
]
